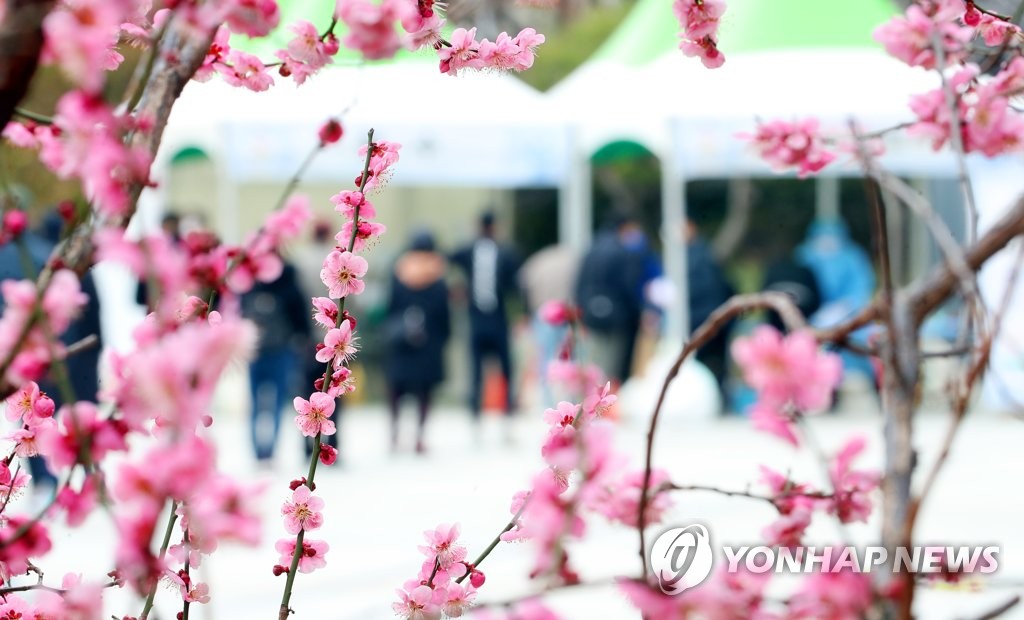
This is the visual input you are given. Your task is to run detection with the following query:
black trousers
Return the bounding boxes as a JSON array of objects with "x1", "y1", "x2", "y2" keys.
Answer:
[{"x1": 469, "y1": 329, "x2": 513, "y2": 417}]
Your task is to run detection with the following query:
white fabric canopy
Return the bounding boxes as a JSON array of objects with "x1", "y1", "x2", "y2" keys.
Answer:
[
  {"x1": 161, "y1": 61, "x2": 569, "y2": 188},
  {"x1": 650, "y1": 49, "x2": 953, "y2": 178}
]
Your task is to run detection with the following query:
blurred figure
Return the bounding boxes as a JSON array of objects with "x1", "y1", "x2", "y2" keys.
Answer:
[
  {"x1": 519, "y1": 244, "x2": 578, "y2": 406},
  {"x1": 451, "y1": 211, "x2": 521, "y2": 421},
  {"x1": 136, "y1": 212, "x2": 182, "y2": 309},
  {"x1": 384, "y1": 231, "x2": 451, "y2": 453},
  {"x1": 293, "y1": 218, "x2": 336, "y2": 303},
  {"x1": 575, "y1": 213, "x2": 647, "y2": 384},
  {"x1": 796, "y1": 219, "x2": 876, "y2": 380},
  {"x1": 292, "y1": 219, "x2": 341, "y2": 460},
  {"x1": 685, "y1": 217, "x2": 735, "y2": 399},
  {"x1": 0, "y1": 209, "x2": 102, "y2": 498},
  {"x1": 761, "y1": 245, "x2": 822, "y2": 333},
  {"x1": 241, "y1": 259, "x2": 311, "y2": 467}
]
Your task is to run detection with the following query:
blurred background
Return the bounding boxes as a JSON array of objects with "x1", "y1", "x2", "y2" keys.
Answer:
[{"x1": 4, "y1": 0, "x2": 1024, "y2": 617}]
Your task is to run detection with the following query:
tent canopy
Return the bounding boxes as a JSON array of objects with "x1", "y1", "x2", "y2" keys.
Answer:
[{"x1": 164, "y1": 61, "x2": 568, "y2": 188}]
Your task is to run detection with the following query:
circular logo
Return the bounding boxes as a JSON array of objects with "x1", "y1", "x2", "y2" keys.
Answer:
[{"x1": 650, "y1": 524, "x2": 714, "y2": 595}]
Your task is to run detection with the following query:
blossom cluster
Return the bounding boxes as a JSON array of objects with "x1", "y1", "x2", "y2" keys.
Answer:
[
  {"x1": 4, "y1": 93, "x2": 152, "y2": 218},
  {"x1": 908, "y1": 58, "x2": 1024, "y2": 156},
  {"x1": 744, "y1": 118, "x2": 837, "y2": 178},
  {"x1": 335, "y1": 0, "x2": 545, "y2": 74},
  {"x1": 731, "y1": 326, "x2": 843, "y2": 445},
  {"x1": 271, "y1": 135, "x2": 398, "y2": 585},
  {"x1": 392, "y1": 524, "x2": 480, "y2": 618},
  {"x1": 0, "y1": 268, "x2": 87, "y2": 387},
  {"x1": 672, "y1": 0, "x2": 726, "y2": 68}
]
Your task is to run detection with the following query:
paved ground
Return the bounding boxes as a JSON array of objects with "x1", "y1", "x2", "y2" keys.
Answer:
[{"x1": 18, "y1": 367, "x2": 1024, "y2": 620}]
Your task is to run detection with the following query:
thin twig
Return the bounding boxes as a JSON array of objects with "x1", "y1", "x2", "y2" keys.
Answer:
[
  {"x1": 636, "y1": 292, "x2": 807, "y2": 579},
  {"x1": 965, "y1": 595, "x2": 1021, "y2": 620}
]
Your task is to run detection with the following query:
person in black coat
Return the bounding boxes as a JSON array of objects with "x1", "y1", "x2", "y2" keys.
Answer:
[
  {"x1": 385, "y1": 232, "x2": 451, "y2": 453},
  {"x1": 450, "y1": 212, "x2": 520, "y2": 420},
  {"x1": 241, "y1": 259, "x2": 311, "y2": 467},
  {"x1": 685, "y1": 217, "x2": 735, "y2": 402},
  {"x1": 575, "y1": 214, "x2": 647, "y2": 384}
]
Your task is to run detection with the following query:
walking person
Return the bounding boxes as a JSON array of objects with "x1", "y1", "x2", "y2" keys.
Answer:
[
  {"x1": 241, "y1": 258, "x2": 311, "y2": 468},
  {"x1": 384, "y1": 232, "x2": 451, "y2": 454},
  {"x1": 575, "y1": 213, "x2": 647, "y2": 385},
  {"x1": 684, "y1": 216, "x2": 736, "y2": 405},
  {"x1": 451, "y1": 212, "x2": 521, "y2": 426}
]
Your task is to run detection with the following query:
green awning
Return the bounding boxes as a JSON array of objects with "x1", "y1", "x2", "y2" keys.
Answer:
[{"x1": 591, "y1": 0, "x2": 898, "y2": 67}]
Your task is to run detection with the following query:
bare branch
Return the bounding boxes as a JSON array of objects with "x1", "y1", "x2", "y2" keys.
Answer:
[{"x1": 637, "y1": 292, "x2": 807, "y2": 578}]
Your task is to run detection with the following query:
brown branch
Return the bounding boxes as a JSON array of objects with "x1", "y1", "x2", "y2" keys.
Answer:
[
  {"x1": 65, "y1": 334, "x2": 99, "y2": 358},
  {"x1": 61, "y1": 14, "x2": 217, "y2": 275},
  {"x1": 664, "y1": 483, "x2": 832, "y2": 506},
  {"x1": 0, "y1": 0, "x2": 55, "y2": 131},
  {"x1": 906, "y1": 194, "x2": 1024, "y2": 322},
  {"x1": 636, "y1": 292, "x2": 807, "y2": 579}
]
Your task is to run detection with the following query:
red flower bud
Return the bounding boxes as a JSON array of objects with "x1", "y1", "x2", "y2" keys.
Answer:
[
  {"x1": 3, "y1": 210, "x2": 28, "y2": 237},
  {"x1": 318, "y1": 444, "x2": 338, "y2": 465},
  {"x1": 272, "y1": 564, "x2": 289, "y2": 576},
  {"x1": 318, "y1": 119, "x2": 344, "y2": 145}
]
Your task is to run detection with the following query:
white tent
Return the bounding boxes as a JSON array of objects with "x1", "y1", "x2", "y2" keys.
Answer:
[{"x1": 161, "y1": 60, "x2": 569, "y2": 188}]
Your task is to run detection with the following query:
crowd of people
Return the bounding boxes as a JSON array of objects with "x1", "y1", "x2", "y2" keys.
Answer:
[{"x1": 0, "y1": 200, "x2": 879, "y2": 480}]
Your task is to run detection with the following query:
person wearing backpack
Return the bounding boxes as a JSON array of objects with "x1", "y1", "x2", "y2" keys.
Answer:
[{"x1": 575, "y1": 214, "x2": 647, "y2": 384}]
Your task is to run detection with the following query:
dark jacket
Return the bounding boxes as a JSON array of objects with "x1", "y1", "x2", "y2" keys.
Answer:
[
  {"x1": 687, "y1": 237, "x2": 734, "y2": 330},
  {"x1": 575, "y1": 231, "x2": 645, "y2": 333},
  {"x1": 384, "y1": 250, "x2": 451, "y2": 390},
  {"x1": 240, "y1": 262, "x2": 311, "y2": 354},
  {"x1": 0, "y1": 233, "x2": 102, "y2": 405},
  {"x1": 450, "y1": 238, "x2": 520, "y2": 335}
]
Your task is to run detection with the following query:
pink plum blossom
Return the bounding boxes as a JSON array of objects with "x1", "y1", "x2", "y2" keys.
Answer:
[
  {"x1": 276, "y1": 537, "x2": 329, "y2": 573},
  {"x1": 439, "y1": 27, "x2": 482, "y2": 74},
  {"x1": 673, "y1": 0, "x2": 726, "y2": 67},
  {"x1": 419, "y1": 523, "x2": 467, "y2": 570},
  {"x1": 732, "y1": 326, "x2": 843, "y2": 412},
  {"x1": 0, "y1": 516, "x2": 53, "y2": 576},
  {"x1": 5, "y1": 381, "x2": 55, "y2": 424},
  {"x1": 217, "y1": 50, "x2": 273, "y2": 91},
  {"x1": 281, "y1": 485, "x2": 325, "y2": 534},
  {"x1": 293, "y1": 392, "x2": 337, "y2": 437},
  {"x1": 225, "y1": 0, "x2": 281, "y2": 37},
  {"x1": 744, "y1": 118, "x2": 837, "y2": 177},
  {"x1": 827, "y1": 437, "x2": 880, "y2": 524},
  {"x1": 393, "y1": 580, "x2": 443, "y2": 619},
  {"x1": 320, "y1": 250, "x2": 368, "y2": 298},
  {"x1": 42, "y1": 0, "x2": 127, "y2": 92},
  {"x1": 977, "y1": 12, "x2": 1023, "y2": 45},
  {"x1": 874, "y1": 2, "x2": 972, "y2": 69},
  {"x1": 331, "y1": 190, "x2": 375, "y2": 220},
  {"x1": 312, "y1": 297, "x2": 340, "y2": 329},
  {"x1": 337, "y1": 0, "x2": 410, "y2": 60},
  {"x1": 749, "y1": 401, "x2": 799, "y2": 446},
  {"x1": 337, "y1": 219, "x2": 387, "y2": 252}
]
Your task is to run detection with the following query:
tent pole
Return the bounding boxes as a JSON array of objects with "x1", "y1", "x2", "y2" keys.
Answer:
[
  {"x1": 559, "y1": 125, "x2": 592, "y2": 250},
  {"x1": 661, "y1": 136, "x2": 687, "y2": 345},
  {"x1": 815, "y1": 175, "x2": 840, "y2": 221}
]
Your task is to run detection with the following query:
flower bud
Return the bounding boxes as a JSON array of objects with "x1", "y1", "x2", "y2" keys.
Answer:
[{"x1": 318, "y1": 119, "x2": 344, "y2": 145}]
